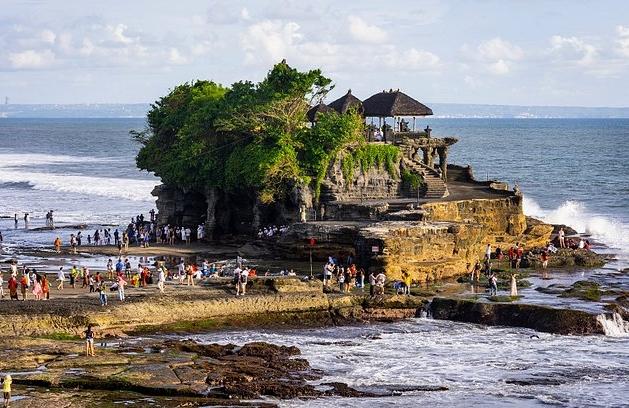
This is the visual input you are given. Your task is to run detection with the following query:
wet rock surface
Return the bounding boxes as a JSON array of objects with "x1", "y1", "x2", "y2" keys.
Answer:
[
  {"x1": 1, "y1": 337, "x2": 382, "y2": 406},
  {"x1": 430, "y1": 297, "x2": 605, "y2": 335}
]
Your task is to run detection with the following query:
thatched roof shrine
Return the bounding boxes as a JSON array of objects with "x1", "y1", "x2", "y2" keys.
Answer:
[
  {"x1": 327, "y1": 89, "x2": 363, "y2": 114},
  {"x1": 306, "y1": 102, "x2": 334, "y2": 122},
  {"x1": 362, "y1": 90, "x2": 433, "y2": 117}
]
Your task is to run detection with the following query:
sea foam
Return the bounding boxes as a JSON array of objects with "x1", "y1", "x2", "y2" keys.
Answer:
[
  {"x1": 523, "y1": 196, "x2": 629, "y2": 253},
  {"x1": 0, "y1": 153, "x2": 157, "y2": 202}
]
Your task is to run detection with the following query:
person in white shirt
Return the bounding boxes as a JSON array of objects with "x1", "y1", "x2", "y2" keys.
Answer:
[{"x1": 157, "y1": 268, "x2": 165, "y2": 293}]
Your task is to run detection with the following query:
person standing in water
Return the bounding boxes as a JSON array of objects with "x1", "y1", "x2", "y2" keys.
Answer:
[
  {"x1": 53, "y1": 236, "x2": 62, "y2": 253},
  {"x1": 489, "y1": 273, "x2": 498, "y2": 296},
  {"x1": 510, "y1": 273, "x2": 518, "y2": 296}
]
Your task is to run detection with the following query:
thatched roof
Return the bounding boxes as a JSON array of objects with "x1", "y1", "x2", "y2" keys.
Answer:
[
  {"x1": 327, "y1": 89, "x2": 363, "y2": 114},
  {"x1": 362, "y1": 90, "x2": 433, "y2": 117},
  {"x1": 306, "y1": 103, "x2": 334, "y2": 122}
]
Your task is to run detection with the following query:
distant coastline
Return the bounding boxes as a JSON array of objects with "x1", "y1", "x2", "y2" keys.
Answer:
[{"x1": 1, "y1": 102, "x2": 629, "y2": 119}]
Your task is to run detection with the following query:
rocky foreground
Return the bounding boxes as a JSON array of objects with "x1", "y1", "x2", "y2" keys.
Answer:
[{"x1": 1, "y1": 335, "x2": 448, "y2": 407}]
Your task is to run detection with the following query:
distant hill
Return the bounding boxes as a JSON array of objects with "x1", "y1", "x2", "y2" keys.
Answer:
[
  {"x1": 1, "y1": 103, "x2": 628, "y2": 119},
  {"x1": 0, "y1": 104, "x2": 149, "y2": 118}
]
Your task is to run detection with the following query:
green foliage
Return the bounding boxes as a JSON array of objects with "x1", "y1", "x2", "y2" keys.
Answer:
[
  {"x1": 341, "y1": 144, "x2": 401, "y2": 183},
  {"x1": 135, "y1": 61, "x2": 339, "y2": 204},
  {"x1": 401, "y1": 169, "x2": 424, "y2": 189},
  {"x1": 300, "y1": 110, "x2": 364, "y2": 200}
]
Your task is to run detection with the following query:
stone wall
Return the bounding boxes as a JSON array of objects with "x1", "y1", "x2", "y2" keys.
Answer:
[{"x1": 321, "y1": 154, "x2": 406, "y2": 202}]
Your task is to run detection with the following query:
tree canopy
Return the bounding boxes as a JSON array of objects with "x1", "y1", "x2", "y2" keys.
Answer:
[{"x1": 134, "y1": 61, "x2": 369, "y2": 204}]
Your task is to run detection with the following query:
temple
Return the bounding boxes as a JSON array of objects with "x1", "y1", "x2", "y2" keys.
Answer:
[{"x1": 154, "y1": 88, "x2": 553, "y2": 283}]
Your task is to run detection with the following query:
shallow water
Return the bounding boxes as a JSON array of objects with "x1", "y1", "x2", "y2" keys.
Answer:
[{"x1": 190, "y1": 319, "x2": 629, "y2": 407}]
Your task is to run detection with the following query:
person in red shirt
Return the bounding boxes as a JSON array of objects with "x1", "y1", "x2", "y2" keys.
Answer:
[
  {"x1": 508, "y1": 246, "x2": 515, "y2": 270},
  {"x1": 515, "y1": 244, "x2": 524, "y2": 270},
  {"x1": 20, "y1": 274, "x2": 29, "y2": 300},
  {"x1": 8, "y1": 277, "x2": 18, "y2": 300}
]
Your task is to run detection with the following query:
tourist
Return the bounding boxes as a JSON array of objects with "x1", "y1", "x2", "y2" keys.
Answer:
[
  {"x1": 157, "y1": 266, "x2": 165, "y2": 294},
  {"x1": 357, "y1": 268, "x2": 365, "y2": 290},
  {"x1": 495, "y1": 247, "x2": 504, "y2": 269},
  {"x1": 124, "y1": 259, "x2": 132, "y2": 278},
  {"x1": 508, "y1": 245, "x2": 515, "y2": 270},
  {"x1": 558, "y1": 228, "x2": 566, "y2": 248},
  {"x1": 70, "y1": 265, "x2": 78, "y2": 288},
  {"x1": 84, "y1": 324, "x2": 95, "y2": 357},
  {"x1": 485, "y1": 244, "x2": 492, "y2": 261},
  {"x1": 369, "y1": 271, "x2": 376, "y2": 296},
  {"x1": 540, "y1": 250, "x2": 549, "y2": 269},
  {"x1": 107, "y1": 259, "x2": 114, "y2": 280},
  {"x1": 515, "y1": 243, "x2": 524, "y2": 270},
  {"x1": 32, "y1": 274, "x2": 42, "y2": 300},
  {"x1": 338, "y1": 268, "x2": 345, "y2": 292},
  {"x1": 0, "y1": 271, "x2": 4, "y2": 299},
  {"x1": 53, "y1": 236, "x2": 62, "y2": 253},
  {"x1": 489, "y1": 273, "x2": 498, "y2": 296},
  {"x1": 117, "y1": 275, "x2": 127, "y2": 301},
  {"x1": 41, "y1": 274, "x2": 50, "y2": 300},
  {"x1": 238, "y1": 268, "x2": 248, "y2": 296},
  {"x1": 2, "y1": 374, "x2": 12, "y2": 408},
  {"x1": 56, "y1": 267, "x2": 65, "y2": 290},
  {"x1": 97, "y1": 285, "x2": 107, "y2": 306},
  {"x1": 186, "y1": 265, "x2": 195, "y2": 286},
  {"x1": 8, "y1": 276, "x2": 18, "y2": 300},
  {"x1": 547, "y1": 242, "x2": 558, "y2": 253},
  {"x1": 70, "y1": 234, "x2": 78, "y2": 254},
  {"x1": 578, "y1": 238, "x2": 585, "y2": 249},
  {"x1": 88, "y1": 274, "x2": 95, "y2": 293},
  {"x1": 14, "y1": 213, "x2": 18, "y2": 229},
  {"x1": 584, "y1": 240, "x2": 591, "y2": 250},
  {"x1": 510, "y1": 273, "x2": 518, "y2": 296},
  {"x1": 375, "y1": 271, "x2": 386, "y2": 295},
  {"x1": 403, "y1": 271, "x2": 412, "y2": 295},
  {"x1": 19, "y1": 273, "x2": 29, "y2": 300}
]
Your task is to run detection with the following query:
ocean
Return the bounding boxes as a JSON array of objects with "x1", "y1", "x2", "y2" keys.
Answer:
[{"x1": 0, "y1": 117, "x2": 628, "y2": 406}]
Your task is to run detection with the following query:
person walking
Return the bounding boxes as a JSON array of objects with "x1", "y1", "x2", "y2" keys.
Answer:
[
  {"x1": 0, "y1": 272, "x2": 4, "y2": 299},
  {"x1": 56, "y1": 267, "x2": 65, "y2": 290},
  {"x1": 117, "y1": 275, "x2": 127, "y2": 301}
]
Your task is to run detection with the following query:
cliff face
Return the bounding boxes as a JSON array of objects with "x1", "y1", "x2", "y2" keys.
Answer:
[{"x1": 359, "y1": 197, "x2": 552, "y2": 282}]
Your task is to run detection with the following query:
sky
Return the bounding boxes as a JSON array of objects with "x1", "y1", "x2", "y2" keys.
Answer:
[{"x1": 1, "y1": 0, "x2": 628, "y2": 107}]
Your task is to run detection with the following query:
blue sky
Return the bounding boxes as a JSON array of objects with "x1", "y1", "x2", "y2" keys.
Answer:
[{"x1": 1, "y1": 0, "x2": 628, "y2": 106}]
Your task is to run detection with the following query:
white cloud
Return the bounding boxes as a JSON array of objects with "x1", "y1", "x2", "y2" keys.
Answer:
[
  {"x1": 385, "y1": 47, "x2": 440, "y2": 70},
  {"x1": 488, "y1": 59, "x2": 510, "y2": 75},
  {"x1": 473, "y1": 38, "x2": 523, "y2": 75},
  {"x1": 241, "y1": 20, "x2": 302, "y2": 64},
  {"x1": 168, "y1": 48, "x2": 189, "y2": 65},
  {"x1": 616, "y1": 25, "x2": 629, "y2": 57},
  {"x1": 478, "y1": 37, "x2": 523, "y2": 61},
  {"x1": 8, "y1": 49, "x2": 55, "y2": 68},
  {"x1": 348, "y1": 15, "x2": 388, "y2": 44},
  {"x1": 549, "y1": 35, "x2": 598, "y2": 66},
  {"x1": 40, "y1": 29, "x2": 56, "y2": 44},
  {"x1": 106, "y1": 24, "x2": 134, "y2": 45}
]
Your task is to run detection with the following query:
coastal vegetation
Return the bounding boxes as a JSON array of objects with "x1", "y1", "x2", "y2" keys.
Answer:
[{"x1": 133, "y1": 61, "x2": 399, "y2": 204}]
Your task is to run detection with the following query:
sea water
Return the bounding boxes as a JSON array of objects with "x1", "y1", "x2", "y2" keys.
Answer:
[{"x1": 1, "y1": 117, "x2": 628, "y2": 406}]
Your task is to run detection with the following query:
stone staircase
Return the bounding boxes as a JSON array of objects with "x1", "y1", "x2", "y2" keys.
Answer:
[{"x1": 402, "y1": 157, "x2": 449, "y2": 199}]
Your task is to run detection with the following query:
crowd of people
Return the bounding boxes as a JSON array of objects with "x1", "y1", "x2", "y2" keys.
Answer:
[
  {"x1": 0, "y1": 261, "x2": 50, "y2": 301},
  {"x1": 256, "y1": 225, "x2": 289, "y2": 239}
]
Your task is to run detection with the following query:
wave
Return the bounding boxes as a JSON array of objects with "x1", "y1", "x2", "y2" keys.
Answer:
[
  {"x1": 523, "y1": 197, "x2": 629, "y2": 252},
  {"x1": 0, "y1": 153, "x2": 158, "y2": 202},
  {"x1": 0, "y1": 168, "x2": 157, "y2": 202},
  {"x1": 0, "y1": 181, "x2": 34, "y2": 189},
  {"x1": 0, "y1": 152, "x2": 123, "y2": 168}
]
